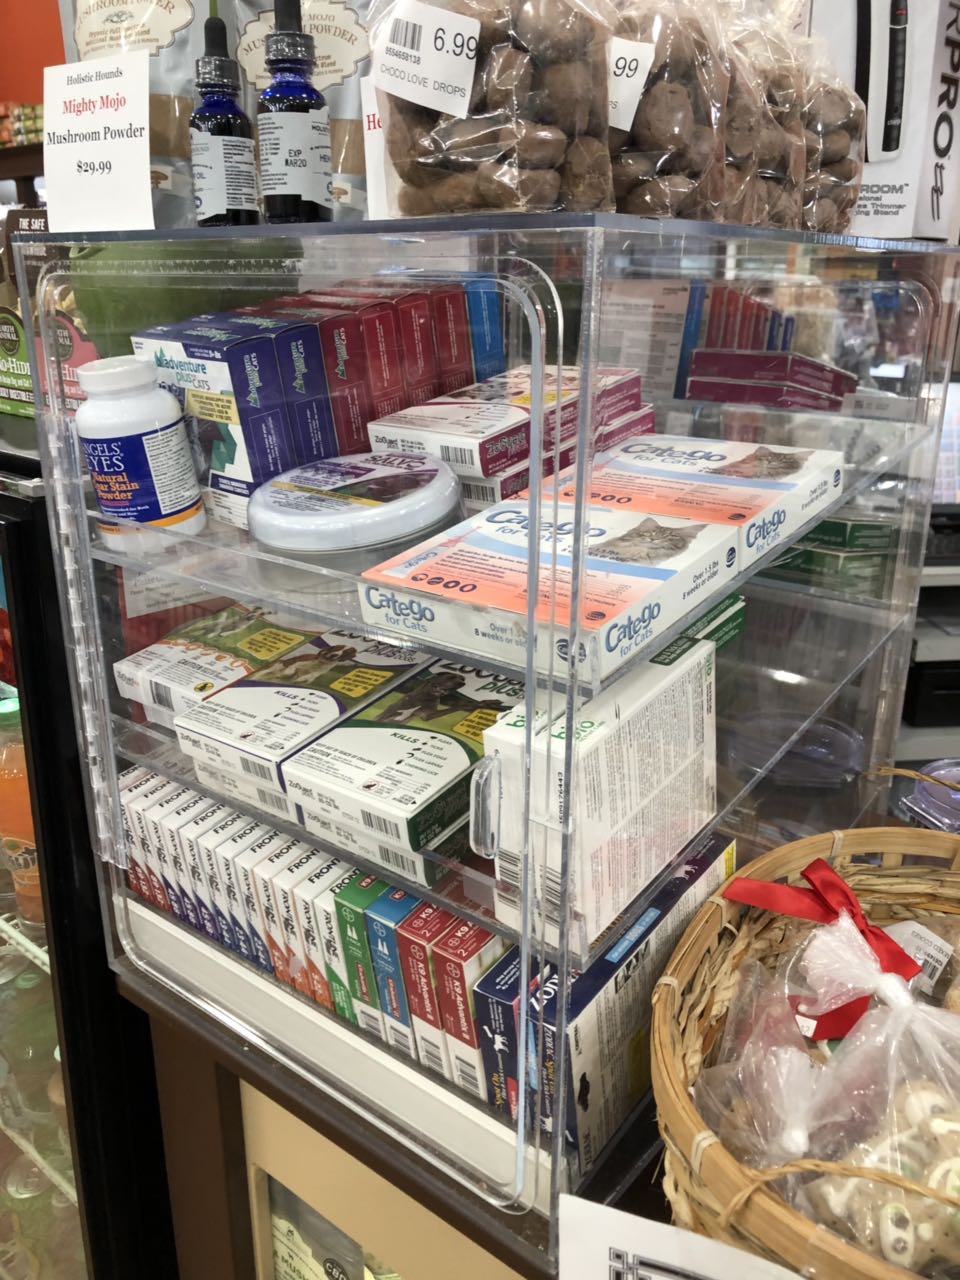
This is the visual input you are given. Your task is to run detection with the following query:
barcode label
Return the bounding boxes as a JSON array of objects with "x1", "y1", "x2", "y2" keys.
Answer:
[
  {"x1": 454, "y1": 1055, "x2": 481, "y2": 1096},
  {"x1": 388, "y1": 1024, "x2": 414, "y2": 1057},
  {"x1": 377, "y1": 844, "x2": 417, "y2": 877},
  {"x1": 497, "y1": 848, "x2": 521, "y2": 891},
  {"x1": 542, "y1": 865, "x2": 562, "y2": 920},
  {"x1": 362, "y1": 811, "x2": 402, "y2": 840},
  {"x1": 240, "y1": 757, "x2": 275, "y2": 782},
  {"x1": 462, "y1": 481, "x2": 495, "y2": 503},
  {"x1": 389, "y1": 16, "x2": 422, "y2": 49},
  {"x1": 256, "y1": 787, "x2": 289, "y2": 814},
  {"x1": 420, "y1": 1038, "x2": 445, "y2": 1074},
  {"x1": 440, "y1": 444, "x2": 475, "y2": 466},
  {"x1": 358, "y1": 1005, "x2": 382, "y2": 1036},
  {"x1": 147, "y1": 681, "x2": 174, "y2": 711}
]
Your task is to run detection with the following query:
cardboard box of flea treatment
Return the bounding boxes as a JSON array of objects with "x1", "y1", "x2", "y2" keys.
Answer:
[
  {"x1": 489, "y1": 640, "x2": 716, "y2": 948},
  {"x1": 360, "y1": 505, "x2": 737, "y2": 683},
  {"x1": 173, "y1": 798, "x2": 235, "y2": 945},
  {"x1": 252, "y1": 838, "x2": 317, "y2": 986},
  {"x1": 125, "y1": 776, "x2": 184, "y2": 913},
  {"x1": 366, "y1": 886, "x2": 422, "y2": 1060},
  {"x1": 199, "y1": 813, "x2": 271, "y2": 957},
  {"x1": 311, "y1": 866, "x2": 363, "y2": 1025},
  {"x1": 548, "y1": 435, "x2": 844, "y2": 564},
  {"x1": 538, "y1": 834, "x2": 737, "y2": 1174},
  {"x1": 282, "y1": 661, "x2": 523, "y2": 851},
  {"x1": 291, "y1": 854, "x2": 353, "y2": 1015},
  {"x1": 192, "y1": 759, "x2": 299, "y2": 824},
  {"x1": 269, "y1": 844, "x2": 325, "y2": 996},
  {"x1": 297, "y1": 807, "x2": 471, "y2": 889},
  {"x1": 176, "y1": 631, "x2": 429, "y2": 789},
  {"x1": 434, "y1": 921, "x2": 508, "y2": 1101},
  {"x1": 396, "y1": 902, "x2": 460, "y2": 1078},
  {"x1": 114, "y1": 604, "x2": 310, "y2": 730},
  {"x1": 335, "y1": 872, "x2": 390, "y2": 1041},
  {"x1": 233, "y1": 830, "x2": 294, "y2": 975},
  {"x1": 119, "y1": 770, "x2": 167, "y2": 905},
  {"x1": 156, "y1": 788, "x2": 219, "y2": 933},
  {"x1": 367, "y1": 365, "x2": 644, "y2": 479},
  {"x1": 145, "y1": 783, "x2": 200, "y2": 926},
  {"x1": 131, "y1": 316, "x2": 297, "y2": 528}
]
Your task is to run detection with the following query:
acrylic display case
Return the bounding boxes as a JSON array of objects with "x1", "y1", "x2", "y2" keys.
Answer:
[{"x1": 16, "y1": 215, "x2": 959, "y2": 1271}]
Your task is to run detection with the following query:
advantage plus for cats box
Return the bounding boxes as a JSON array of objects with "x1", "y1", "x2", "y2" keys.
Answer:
[
  {"x1": 359, "y1": 505, "x2": 738, "y2": 683},
  {"x1": 282, "y1": 661, "x2": 525, "y2": 852},
  {"x1": 175, "y1": 632, "x2": 429, "y2": 789},
  {"x1": 552, "y1": 435, "x2": 844, "y2": 564}
]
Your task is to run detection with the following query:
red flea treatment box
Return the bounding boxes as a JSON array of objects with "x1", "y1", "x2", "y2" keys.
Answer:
[
  {"x1": 396, "y1": 902, "x2": 460, "y2": 1080},
  {"x1": 326, "y1": 284, "x2": 441, "y2": 403},
  {"x1": 433, "y1": 920, "x2": 509, "y2": 1101}
]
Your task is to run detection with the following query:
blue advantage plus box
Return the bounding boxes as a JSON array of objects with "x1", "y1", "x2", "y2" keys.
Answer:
[{"x1": 365, "y1": 886, "x2": 422, "y2": 1062}]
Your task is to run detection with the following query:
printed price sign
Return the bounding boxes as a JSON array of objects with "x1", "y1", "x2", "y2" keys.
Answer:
[
  {"x1": 559, "y1": 1196, "x2": 803, "y2": 1279},
  {"x1": 43, "y1": 51, "x2": 154, "y2": 233},
  {"x1": 372, "y1": 0, "x2": 480, "y2": 118},
  {"x1": 607, "y1": 37, "x2": 656, "y2": 133}
]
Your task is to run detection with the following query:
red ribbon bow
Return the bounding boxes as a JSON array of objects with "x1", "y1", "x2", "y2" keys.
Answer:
[{"x1": 722, "y1": 857, "x2": 921, "y2": 1039}]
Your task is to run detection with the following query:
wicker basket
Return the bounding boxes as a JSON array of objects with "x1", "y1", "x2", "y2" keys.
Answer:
[{"x1": 651, "y1": 826, "x2": 960, "y2": 1279}]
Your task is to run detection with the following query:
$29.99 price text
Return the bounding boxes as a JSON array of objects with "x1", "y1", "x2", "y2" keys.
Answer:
[{"x1": 76, "y1": 158, "x2": 113, "y2": 176}]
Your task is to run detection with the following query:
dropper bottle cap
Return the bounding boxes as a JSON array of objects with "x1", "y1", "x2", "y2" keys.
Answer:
[
  {"x1": 266, "y1": 0, "x2": 316, "y2": 66},
  {"x1": 196, "y1": 17, "x2": 241, "y2": 92}
]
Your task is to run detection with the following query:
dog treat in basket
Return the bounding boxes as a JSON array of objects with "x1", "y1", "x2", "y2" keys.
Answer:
[
  {"x1": 372, "y1": 0, "x2": 617, "y2": 214},
  {"x1": 608, "y1": 0, "x2": 727, "y2": 219}
]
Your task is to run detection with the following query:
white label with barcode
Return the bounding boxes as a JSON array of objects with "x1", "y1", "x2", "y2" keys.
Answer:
[
  {"x1": 372, "y1": 0, "x2": 481, "y2": 119},
  {"x1": 607, "y1": 37, "x2": 656, "y2": 132},
  {"x1": 885, "y1": 920, "x2": 954, "y2": 996}
]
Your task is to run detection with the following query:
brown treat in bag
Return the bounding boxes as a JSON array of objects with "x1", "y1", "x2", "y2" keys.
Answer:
[
  {"x1": 539, "y1": 61, "x2": 594, "y2": 135},
  {"x1": 508, "y1": 120, "x2": 567, "y2": 168},
  {"x1": 821, "y1": 128, "x2": 852, "y2": 165},
  {"x1": 425, "y1": 171, "x2": 486, "y2": 211},
  {"x1": 559, "y1": 135, "x2": 613, "y2": 209},
  {"x1": 609, "y1": 125, "x2": 631, "y2": 154},
  {"x1": 681, "y1": 124, "x2": 716, "y2": 175},
  {"x1": 514, "y1": 0, "x2": 599, "y2": 61},
  {"x1": 632, "y1": 81, "x2": 694, "y2": 152},
  {"x1": 623, "y1": 174, "x2": 693, "y2": 216},
  {"x1": 482, "y1": 44, "x2": 534, "y2": 111},
  {"x1": 476, "y1": 159, "x2": 561, "y2": 207},
  {"x1": 434, "y1": 113, "x2": 513, "y2": 167},
  {"x1": 800, "y1": 50, "x2": 865, "y2": 233},
  {"x1": 444, "y1": 0, "x2": 512, "y2": 52},
  {"x1": 612, "y1": 149, "x2": 658, "y2": 198}
]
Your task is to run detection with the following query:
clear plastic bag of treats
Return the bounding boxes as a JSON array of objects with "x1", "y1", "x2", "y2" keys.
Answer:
[
  {"x1": 727, "y1": 10, "x2": 805, "y2": 229},
  {"x1": 609, "y1": 0, "x2": 729, "y2": 220},
  {"x1": 370, "y1": 0, "x2": 618, "y2": 215},
  {"x1": 799, "y1": 41, "x2": 866, "y2": 234}
]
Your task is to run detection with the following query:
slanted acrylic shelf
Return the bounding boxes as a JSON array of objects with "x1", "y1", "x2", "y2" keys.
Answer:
[{"x1": 18, "y1": 214, "x2": 959, "y2": 1270}]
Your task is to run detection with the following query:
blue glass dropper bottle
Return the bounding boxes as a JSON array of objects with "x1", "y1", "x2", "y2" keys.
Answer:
[
  {"x1": 190, "y1": 17, "x2": 259, "y2": 227},
  {"x1": 258, "y1": 0, "x2": 330, "y2": 223}
]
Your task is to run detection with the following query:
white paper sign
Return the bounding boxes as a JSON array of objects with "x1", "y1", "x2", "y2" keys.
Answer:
[
  {"x1": 360, "y1": 76, "x2": 389, "y2": 220},
  {"x1": 559, "y1": 1196, "x2": 803, "y2": 1279},
  {"x1": 608, "y1": 37, "x2": 656, "y2": 133},
  {"x1": 372, "y1": 0, "x2": 480, "y2": 118},
  {"x1": 43, "y1": 51, "x2": 154, "y2": 233}
]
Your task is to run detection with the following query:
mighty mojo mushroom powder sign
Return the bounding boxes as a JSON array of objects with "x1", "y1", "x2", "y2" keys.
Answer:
[{"x1": 43, "y1": 51, "x2": 154, "y2": 232}]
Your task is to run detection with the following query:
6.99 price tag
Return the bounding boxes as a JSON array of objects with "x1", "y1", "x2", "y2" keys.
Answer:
[
  {"x1": 44, "y1": 51, "x2": 153, "y2": 233},
  {"x1": 607, "y1": 36, "x2": 655, "y2": 133},
  {"x1": 373, "y1": 0, "x2": 480, "y2": 118}
]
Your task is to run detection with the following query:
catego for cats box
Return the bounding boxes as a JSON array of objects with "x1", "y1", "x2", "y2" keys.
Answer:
[
  {"x1": 549, "y1": 436, "x2": 844, "y2": 564},
  {"x1": 174, "y1": 632, "x2": 429, "y2": 789},
  {"x1": 359, "y1": 504, "x2": 738, "y2": 683}
]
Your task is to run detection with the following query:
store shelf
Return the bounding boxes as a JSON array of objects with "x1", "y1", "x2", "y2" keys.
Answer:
[
  {"x1": 897, "y1": 723, "x2": 960, "y2": 761},
  {"x1": 914, "y1": 616, "x2": 960, "y2": 663},
  {"x1": 921, "y1": 563, "x2": 960, "y2": 587},
  {"x1": 0, "y1": 913, "x2": 49, "y2": 974},
  {"x1": 121, "y1": 894, "x2": 555, "y2": 1215},
  {"x1": 0, "y1": 1120, "x2": 77, "y2": 1205},
  {"x1": 111, "y1": 716, "x2": 506, "y2": 940},
  {"x1": 87, "y1": 416, "x2": 932, "y2": 696}
]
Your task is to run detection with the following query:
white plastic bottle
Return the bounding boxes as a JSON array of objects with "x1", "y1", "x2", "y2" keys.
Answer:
[{"x1": 75, "y1": 356, "x2": 206, "y2": 552}]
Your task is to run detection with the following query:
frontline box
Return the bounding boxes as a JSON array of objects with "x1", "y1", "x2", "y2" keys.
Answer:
[
  {"x1": 549, "y1": 435, "x2": 845, "y2": 565},
  {"x1": 366, "y1": 886, "x2": 422, "y2": 1060},
  {"x1": 291, "y1": 854, "x2": 353, "y2": 1014},
  {"x1": 252, "y1": 838, "x2": 316, "y2": 985},
  {"x1": 175, "y1": 631, "x2": 429, "y2": 789},
  {"x1": 312, "y1": 866, "x2": 363, "y2": 1025},
  {"x1": 282, "y1": 661, "x2": 524, "y2": 852},
  {"x1": 174, "y1": 798, "x2": 234, "y2": 945},
  {"x1": 156, "y1": 788, "x2": 220, "y2": 933},
  {"x1": 433, "y1": 920, "x2": 508, "y2": 1101},
  {"x1": 195, "y1": 810, "x2": 262, "y2": 955},
  {"x1": 131, "y1": 316, "x2": 297, "y2": 527},
  {"x1": 114, "y1": 604, "x2": 310, "y2": 729},
  {"x1": 232, "y1": 829, "x2": 292, "y2": 974},
  {"x1": 215, "y1": 820, "x2": 286, "y2": 968},
  {"x1": 119, "y1": 770, "x2": 165, "y2": 904},
  {"x1": 360, "y1": 504, "x2": 737, "y2": 683},
  {"x1": 396, "y1": 902, "x2": 460, "y2": 1079},
  {"x1": 125, "y1": 776, "x2": 184, "y2": 912},
  {"x1": 296, "y1": 807, "x2": 471, "y2": 889},
  {"x1": 366, "y1": 366, "x2": 645, "y2": 479},
  {"x1": 143, "y1": 785, "x2": 195, "y2": 924},
  {"x1": 270, "y1": 844, "x2": 325, "y2": 996},
  {"x1": 538, "y1": 834, "x2": 737, "y2": 1173},
  {"x1": 489, "y1": 640, "x2": 716, "y2": 948},
  {"x1": 334, "y1": 872, "x2": 390, "y2": 1041}
]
